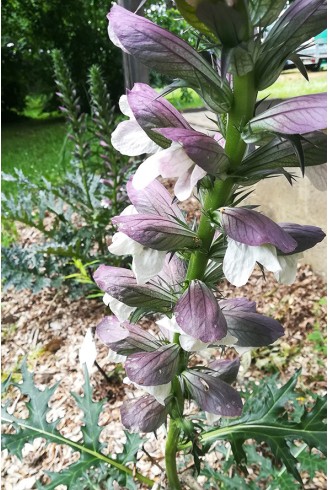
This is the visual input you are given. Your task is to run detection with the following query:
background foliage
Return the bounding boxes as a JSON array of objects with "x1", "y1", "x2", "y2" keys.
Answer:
[{"x1": 2, "y1": 0, "x2": 123, "y2": 119}]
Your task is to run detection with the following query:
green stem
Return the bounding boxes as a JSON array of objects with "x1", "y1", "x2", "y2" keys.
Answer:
[
  {"x1": 165, "y1": 418, "x2": 182, "y2": 490},
  {"x1": 1, "y1": 414, "x2": 154, "y2": 487},
  {"x1": 186, "y1": 72, "x2": 257, "y2": 282},
  {"x1": 164, "y1": 71, "x2": 257, "y2": 488},
  {"x1": 224, "y1": 72, "x2": 257, "y2": 167}
]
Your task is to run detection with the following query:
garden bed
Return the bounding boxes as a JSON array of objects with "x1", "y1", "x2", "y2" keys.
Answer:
[{"x1": 2, "y1": 258, "x2": 326, "y2": 489}]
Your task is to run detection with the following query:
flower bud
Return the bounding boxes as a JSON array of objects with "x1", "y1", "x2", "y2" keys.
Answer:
[
  {"x1": 125, "y1": 344, "x2": 181, "y2": 386},
  {"x1": 182, "y1": 368, "x2": 242, "y2": 416}
]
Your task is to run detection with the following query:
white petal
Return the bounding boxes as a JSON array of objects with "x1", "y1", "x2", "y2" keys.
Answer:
[
  {"x1": 79, "y1": 329, "x2": 97, "y2": 374},
  {"x1": 223, "y1": 239, "x2": 257, "y2": 287},
  {"x1": 156, "y1": 316, "x2": 209, "y2": 352},
  {"x1": 238, "y1": 350, "x2": 252, "y2": 378},
  {"x1": 156, "y1": 316, "x2": 184, "y2": 335},
  {"x1": 118, "y1": 95, "x2": 133, "y2": 117},
  {"x1": 121, "y1": 204, "x2": 138, "y2": 216},
  {"x1": 104, "y1": 293, "x2": 135, "y2": 322},
  {"x1": 235, "y1": 346, "x2": 253, "y2": 355},
  {"x1": 108, "y1": 232, "x2": 139, "y2": 256},
  {"x1": 159, "y1": 145, "x2": 194, "y2": 178},
  {"x1": 254, "y1": 244, "x2": 281, "y2": 273},
  {"x1": 103, "y1": 292, "x2": 112, "y2": 306},
  {"x1": 275, "y1": 253, "x2": 302, "y2": 285},
  {"x1": 206, "y1": 412, "x2": 221, "y2": 425},
  {"x1": 132, "y1": 154, "x2": 162, "y2": 190},
  {"x1": 218, "y1": 333, "x2": 238, "y2": 346},
  {"x1": 132, "y1": 248, "x2": 166, "y2": 284},
  {"x1": 111, "y1": 120, "x2": 159, "y2": 156},
  {"x1": 143, "y1": 382, "x2": 172, "y2": 405},
  {"x1": 108, "y1": 349, "x2": 126, "y2": 364},
  {"x1": 174, "y1": 164, "x2": 206, "y2": 201},
  {"x1": 124, "y1": 377, "x2": 171, "y2": 406},
  {"x1": 223, "y1": 239, "x2": 281, "y2": 287},
  {"x1": 108, "y1": 22, "x2": 129, "y2": 53},
  {"x1": 179, "y1": 335, "x2": 209, "y2": 352}
]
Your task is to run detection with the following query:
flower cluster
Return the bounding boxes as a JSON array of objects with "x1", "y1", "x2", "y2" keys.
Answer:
[
  {"x1": 80, "y1": 0, "x2": 326, "y2": 450},
  {"x1": 82, "y1": 176, "x2": 324, "y2": 432}
]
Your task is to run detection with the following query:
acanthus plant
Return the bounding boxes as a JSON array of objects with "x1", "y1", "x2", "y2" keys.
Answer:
[{"x1": 82, "y1": 0, "x2": 326, "y2": 488}]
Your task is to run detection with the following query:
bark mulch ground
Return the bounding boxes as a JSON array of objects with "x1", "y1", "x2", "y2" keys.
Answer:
[{"x1": 2, "y1": 262, "x2": 326, "y2": 489}]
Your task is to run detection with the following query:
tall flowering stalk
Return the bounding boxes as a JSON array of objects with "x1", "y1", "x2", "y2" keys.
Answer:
[{"x1": 82, "y1": 1, "x2": 327, "y2": 487}]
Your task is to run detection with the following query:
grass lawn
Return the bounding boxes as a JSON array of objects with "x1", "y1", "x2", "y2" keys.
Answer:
[
  {"x1": 161, "y1": 88, "x2": 204, "y2": 110},
  {"x1": 258, "y1": 67, "x2": 327, "y2": 100},
  {"x1": 160, "y1": 67, "x2": 327, "y2": 110},
  {"x1": 2, "y1": 118, "x2": 70, "y2": 195}
]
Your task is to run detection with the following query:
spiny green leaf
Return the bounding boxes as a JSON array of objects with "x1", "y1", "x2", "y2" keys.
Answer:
[
  {"x1": 182, "y1": 372, "x2": 327, "y2": 484},
  {"x1": 71, "y1": 365, "x2": 106, "y2": 453},
  {"x1": 117, "y1": 432, "x2": 143, "y2": 465},
  {"x1": 36, "y1": 456, "x2": 100, "y2": 490},
  {"x1": 2, "y1": 362, "x2": 153, "y2": 489}
]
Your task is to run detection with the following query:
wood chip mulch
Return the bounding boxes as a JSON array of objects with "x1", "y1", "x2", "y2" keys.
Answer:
[{"x1": 2, "y1": 256, "x2": 326, "y2": 490}]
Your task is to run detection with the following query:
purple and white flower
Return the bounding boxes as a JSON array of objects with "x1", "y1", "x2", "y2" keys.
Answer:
[
  {"x1": 220, "y1": 207, "x2": 325, "y2": 286},
  {"x1": 108, "y1": 205, "x2": 166, "y2": 284},
  {"x1": 111, "y1": 83, "x2": 216, "y2": 201}
]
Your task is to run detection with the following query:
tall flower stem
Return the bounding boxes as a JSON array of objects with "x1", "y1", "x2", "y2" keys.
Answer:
[
  {"x1": 165, "y1": 419, "x2": 182, "y2": 490},
  {"x1": 186, "y1": 72, "x2": 257, "y2": 281},
  {"x1": 165, "y1": 340, "x2": 185, "y2": 489},
  {"x1": 164, "y1": 72, "x2": 257, "y2": 489}
]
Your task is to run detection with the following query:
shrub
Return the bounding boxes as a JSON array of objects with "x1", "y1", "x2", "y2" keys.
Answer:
[{"x1": 2, "y1": 52, "x2": 132, "y2": 295}]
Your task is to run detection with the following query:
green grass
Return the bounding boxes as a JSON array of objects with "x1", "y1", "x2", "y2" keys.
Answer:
[
  {"x1": 258, "y1": 67, "x2": 327, "y2": 99},
  {"x1": 2, "y1": 118, "x2": 70, "y2": 195},
  {"x1": 156, "y1": 87, "x2": 204, "y2": 110},
  {"x1": 159, "y1": 68, "x2": 327, "y2": 110}
]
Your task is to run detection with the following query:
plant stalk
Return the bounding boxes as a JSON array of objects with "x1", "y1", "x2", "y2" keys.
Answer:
[
  {"x1": 165, "y1": 418, "x2": 182, "y2": 490},
  {"x1": 164, "y1": 71, "x2": 257, "y2": 487}
]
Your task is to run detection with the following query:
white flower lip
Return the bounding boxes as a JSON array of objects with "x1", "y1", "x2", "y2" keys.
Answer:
[{"x1": 79, "y1": 328, "x2": 97, "y2": 374}]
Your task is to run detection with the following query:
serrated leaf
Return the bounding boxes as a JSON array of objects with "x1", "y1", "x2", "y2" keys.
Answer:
[
  {"x1": 2, "y1": 362, "x2": 153, "y2": 489},
  {"x1": 181, "y1": 371, "x2": 327, "y2": 484},
  {"x1": 117, "y1": 432, "x2": 143, "y2": 465},
  {"x1": 71, "y1": 365, "x2": 106, "y2": 453}
]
